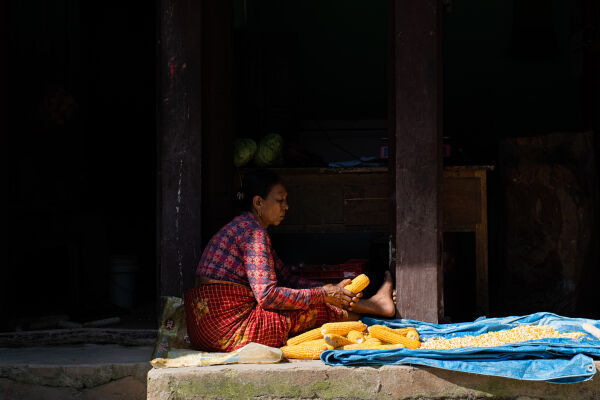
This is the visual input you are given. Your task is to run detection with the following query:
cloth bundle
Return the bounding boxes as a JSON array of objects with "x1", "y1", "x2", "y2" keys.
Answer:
[{"x1": 151, "y1": 342, "x2": 283, "y2": 368}]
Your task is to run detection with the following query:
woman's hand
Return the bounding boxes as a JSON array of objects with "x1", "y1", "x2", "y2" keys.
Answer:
[{"x1": 322, "y1": 279, "x2": 362, "y2": 310}]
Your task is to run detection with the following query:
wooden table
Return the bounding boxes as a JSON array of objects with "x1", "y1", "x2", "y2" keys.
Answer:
[{"x1": 243, "y1": 166, "x2": 493, "y2": 316}]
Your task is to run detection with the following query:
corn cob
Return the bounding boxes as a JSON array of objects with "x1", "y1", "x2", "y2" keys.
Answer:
[
  {"x1": 341, "y1": 343, "x2": 405, "y2": 351},
  {"x1": 324, "y1": 334, "x2": 354, "y2": 348},
  {"x1": 405, "y1": 327, "x2": 420, "y2": 341},
  {"x1": 368, "y1": 325, "x2": 421, "y2": 349},
  {"x1": 378, "y1": 325, "x2": 421, "y2": 341},
  {"x1": 347, "y1": 330, "x2": 366, "y2": 344},
  {"x1": 391, "y1": 327, "x2": 412, "y2": 335},
  {"x1": 321, "y1": 321, "x2": 367, "y2": 336},
  {"x1": 371, "y1": 325, "x2": 420, "y2": 341},
  {"x1": 364, "y1": 337, "x2": 382, "y2": 345},
  {"x1": 298, "y1": 338, "x2": 334, "y2": 349},
  {"x1": 286, "y1": 327, "x2": 323, "y2": 346},
  {"x1": 281, "y1": 342, "x2": 331, "y2": 359},
  {"x1": 344, "y1": 274, "x2": 370, "y2": 294}
]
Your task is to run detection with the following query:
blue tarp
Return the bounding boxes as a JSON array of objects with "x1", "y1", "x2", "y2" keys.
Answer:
[{"x1": 321, "y1": 312, "x2": 600, "y2": 383}]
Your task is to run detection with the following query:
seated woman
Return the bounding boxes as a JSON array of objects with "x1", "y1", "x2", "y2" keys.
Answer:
[{"x1": 185, "y1": 169, "x2": 396, "y2": 352}]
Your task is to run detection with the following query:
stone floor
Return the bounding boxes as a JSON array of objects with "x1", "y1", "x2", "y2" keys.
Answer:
[{"x1": 0, "y1": 344, "x2": 153, "y2": 400}]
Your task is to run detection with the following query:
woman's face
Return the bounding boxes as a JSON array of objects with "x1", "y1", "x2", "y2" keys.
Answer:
[{"x1": 254, "y1": 183, "x2": 289, "y2": 228}]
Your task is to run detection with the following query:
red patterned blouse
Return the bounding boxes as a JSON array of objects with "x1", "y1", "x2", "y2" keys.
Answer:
[{"x1": 196, "y1": 212, "x2": 326, "y2": 310}]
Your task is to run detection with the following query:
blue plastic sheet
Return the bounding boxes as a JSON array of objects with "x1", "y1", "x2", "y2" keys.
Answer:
[{"x1": 321, "y1": 312, "x2": 600, "y2": 383}]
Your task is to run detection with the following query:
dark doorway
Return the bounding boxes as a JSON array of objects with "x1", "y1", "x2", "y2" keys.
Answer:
[
  {"x1": 5, "y1": 1, "x2": 157, "y2": 331},
  {"x1": 443, "y1": 0, "x2": 600, "y2": 319}
]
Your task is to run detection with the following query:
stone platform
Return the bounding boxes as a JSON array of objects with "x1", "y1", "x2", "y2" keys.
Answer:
[
  {"x1": 2, "y1": 344, "x2": 599, "y2": 400},
  {"x1": 147, "y1": 360, "x2": 600, "y2": 400}
]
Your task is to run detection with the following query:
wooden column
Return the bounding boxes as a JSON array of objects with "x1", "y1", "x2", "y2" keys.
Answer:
[
  {"x1": 389, "y1": 0, "x2": 443, "y2": 322},
  {"x1": 157, "y1": 0, "x2": 204, "y2": 300}
]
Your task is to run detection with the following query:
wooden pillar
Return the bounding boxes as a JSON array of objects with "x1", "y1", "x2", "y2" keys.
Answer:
[
  {"x1": 157, "y1": 0, "x2": 204, "y2": 300},
  {"x1": 389, "y1": 0, "x2": 444, "y2": 322}
]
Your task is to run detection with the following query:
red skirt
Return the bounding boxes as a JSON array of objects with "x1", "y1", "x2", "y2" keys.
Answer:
[{"x1": 184, "y1": 281, "x2": 345, "y2": 352}]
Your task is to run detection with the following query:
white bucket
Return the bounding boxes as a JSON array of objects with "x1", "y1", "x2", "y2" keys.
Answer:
[{"x1": 109, "y1": 255, "x2": 138, "y2": 310}]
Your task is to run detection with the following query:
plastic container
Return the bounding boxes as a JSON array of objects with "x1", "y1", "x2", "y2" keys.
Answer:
[{"x1": 109, "y1": 255, "x2": 138, "y2": 309}]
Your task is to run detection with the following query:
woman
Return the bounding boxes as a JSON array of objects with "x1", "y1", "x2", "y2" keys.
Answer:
[{"x1": 185, "y1": 169, "x2": 396, "y2": 352}]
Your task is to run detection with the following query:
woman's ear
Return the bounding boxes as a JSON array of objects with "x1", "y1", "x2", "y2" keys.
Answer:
[{"x1": 252, "y1": 195, "x2": 262, "y2": 210}]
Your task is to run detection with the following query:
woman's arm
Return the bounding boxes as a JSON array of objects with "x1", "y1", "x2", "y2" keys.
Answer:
[
  {"x1": 272, "y1": 252, "x2": 361, "y2": 309},
  {"x1": 242, "y1": 229, "x2": 326, "y2": 310}
]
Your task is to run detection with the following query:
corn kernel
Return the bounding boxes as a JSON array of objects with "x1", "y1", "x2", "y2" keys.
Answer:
[{"x1": 420, "y1": 325, "x2": 586, "y2": 350}]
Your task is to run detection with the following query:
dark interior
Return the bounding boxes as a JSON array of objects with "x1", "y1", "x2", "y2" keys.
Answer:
[
  {"x1": 5, "y1": 0, "x2": 157, "y2": 330},
  {"x1": 4, "y1": 0, "x2": 599, "y2": 331}
]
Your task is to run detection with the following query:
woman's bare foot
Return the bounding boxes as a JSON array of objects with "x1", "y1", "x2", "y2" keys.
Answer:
[
  {"x1": 348, "y1": 271, "x2": 396, "y2": 317},
  {"x1": 369, "y1": 271, "x2": 396, "y2": 317}
]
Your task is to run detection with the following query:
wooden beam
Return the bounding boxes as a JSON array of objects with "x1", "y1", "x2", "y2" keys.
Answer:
[
  {"x1": 157, "y1": 0, "x2": 204, "y2": 300},
  {"x1": 389, "y1": 0, "x2": 443, "y2": 322}
]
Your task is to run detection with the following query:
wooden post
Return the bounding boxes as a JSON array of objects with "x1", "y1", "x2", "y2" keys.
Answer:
[
  {"x1": 389, "y1": 0, "x2": 444, "y2": 322},
  {"x1": 157, "y1": 0, "x2": 204, "y2": 300}
]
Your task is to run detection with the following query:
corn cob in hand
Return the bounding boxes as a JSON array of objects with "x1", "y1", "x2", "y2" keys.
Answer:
[{"x1": 344, "y1": 274, "x2": 370, "y2": 294}]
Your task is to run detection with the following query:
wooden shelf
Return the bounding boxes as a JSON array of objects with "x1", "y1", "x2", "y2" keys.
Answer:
[{"x1": 255, "y1": 168, "x2": 391, "y2": 232}]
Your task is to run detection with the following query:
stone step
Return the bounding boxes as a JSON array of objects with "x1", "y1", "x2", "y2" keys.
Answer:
[
  {"x1": 0, "y1": 344, "x2": 153, "y2": 400},
  {"x1": 148, "y1": 359, "x2": 600, "y2": 400}
]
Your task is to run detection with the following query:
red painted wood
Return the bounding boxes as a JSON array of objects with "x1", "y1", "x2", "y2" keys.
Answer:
[{"x1": 389, "y1": 0, "x2": 443, "y2": 323}]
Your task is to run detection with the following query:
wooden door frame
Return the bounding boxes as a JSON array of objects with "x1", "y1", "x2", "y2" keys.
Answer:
[
  {"x1": 157, "y1": 0, "x2": 444, "y2": 322},
  {"x1": 157, "y1": 0, "x2": 204, "y2": 303},
  {"x1": 157, "y1": 0, "x2": 234, "y2": 307}
]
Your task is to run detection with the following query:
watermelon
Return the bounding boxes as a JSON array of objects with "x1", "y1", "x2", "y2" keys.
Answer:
[
  {"x1": 233, "y1": 138, "x2": 257, "y2": 167},
  {"x1": 254, "y1": 134, "x2": 283, "y2": 166}
]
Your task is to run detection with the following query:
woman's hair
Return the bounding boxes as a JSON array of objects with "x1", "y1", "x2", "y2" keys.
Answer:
[{"x1": 238, "y1": 169, "x2": 282, "y2": 211}]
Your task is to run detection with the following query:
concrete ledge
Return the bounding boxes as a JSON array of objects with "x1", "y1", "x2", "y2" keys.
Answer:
[{"x1": 147, "y1": 360, "x2": 600, "y2": 400}]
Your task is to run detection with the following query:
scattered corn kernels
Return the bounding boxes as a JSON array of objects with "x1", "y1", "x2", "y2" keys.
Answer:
[{"x1": 421, "y1": 325, "x2": 586, "y2": 350}]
